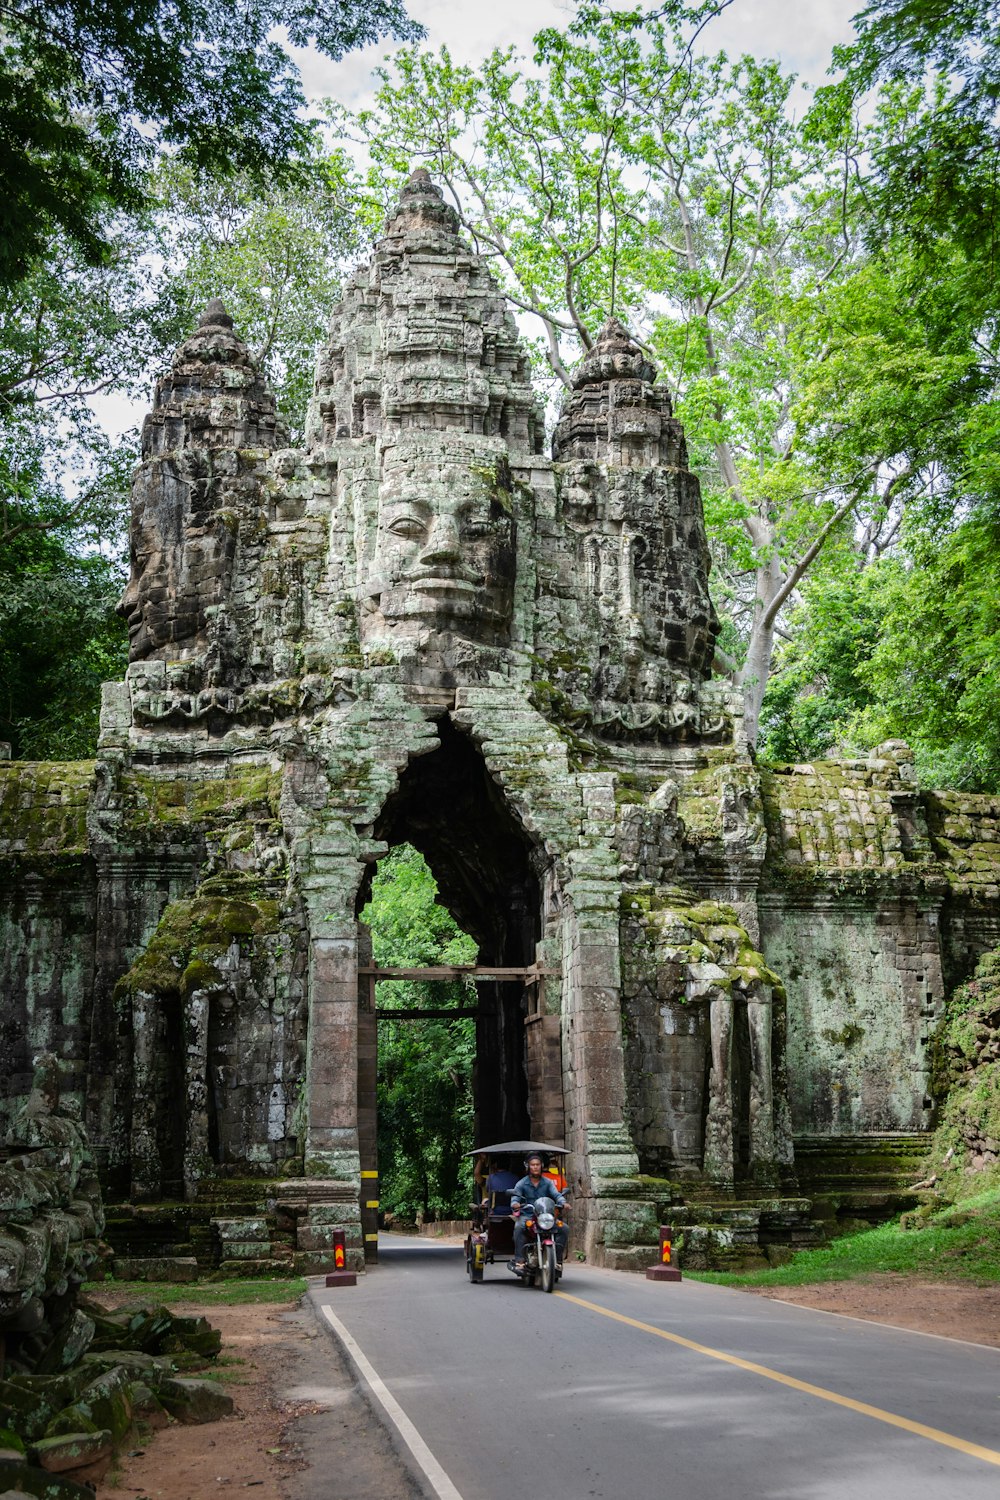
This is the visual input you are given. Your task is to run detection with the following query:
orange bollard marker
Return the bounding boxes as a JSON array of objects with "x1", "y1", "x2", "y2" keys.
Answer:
[
  {"x1": 646, "y1": 1224, "x2": 682, "y2": 1282},
  {"x1": 325, "y1": 1227, "x2": 357, "y2": 1288}
]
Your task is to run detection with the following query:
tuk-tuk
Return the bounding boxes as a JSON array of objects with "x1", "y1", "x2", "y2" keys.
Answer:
[{"x1": 464, "y1": 1140, "x2": 569, "y2": 1285}]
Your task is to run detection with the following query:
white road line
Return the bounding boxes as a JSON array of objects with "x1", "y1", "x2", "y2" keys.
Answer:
[{"x1": 320, "y1": 1301, "x2": 466, "y2": 1500}]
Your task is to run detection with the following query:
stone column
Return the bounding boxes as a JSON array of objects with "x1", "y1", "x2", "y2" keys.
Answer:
[
  {"x1": 746, "y1": 991, "x2": 778, "y2": 1186},
  {"x1": 304, "y1": 922, "x2": 361, "y2": 1182},
  {"x1": 703, "y1": 990, "x2": 735, "y2": 1186},
  {"x1": 183, "y1": 987, "x2": 211, "y2": 1200}
]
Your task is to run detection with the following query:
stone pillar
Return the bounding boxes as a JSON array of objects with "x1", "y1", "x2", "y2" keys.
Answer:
[
  {"x1": 703, "y1": 991, "x2": 735, "y2": 1186},
  {"x1": 183, "y1": 988, "x2": 211, "y2": 1200},
  {"x1": 356, "y1": 926, "x2": 378, "y2": 1261},
  {"x1": 304, "y1": 926, "x2": 361, "y2": 1182},
  {"x1": 129, "y1": 989, "x2": 162, "y2": 1200},
  {"x1": 746, "y1": 992, "x2": 778, "y2": 1186}
]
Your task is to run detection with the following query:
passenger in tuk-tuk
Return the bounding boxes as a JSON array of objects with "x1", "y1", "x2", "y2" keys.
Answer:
[
  {"x1": 484, "y1": 1161, "x2": 518, "y2": 1215},
  {"x1": 510, "y1": 1153, "x2": 568, "y2": 1273},
  {"x1": 543, "y1": 1160, "x2": 567, "y2": 1193}
]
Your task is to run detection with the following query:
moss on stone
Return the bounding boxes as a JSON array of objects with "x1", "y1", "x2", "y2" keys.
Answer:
[
  {"x1": 0, "y1": 761, "x2": 94, "y2": 854},
  {"x1": 925, "y1": 946, "x2": 1000, "y2": 1184},
  {"x1": 115, "y1": 875, "x2": 282, "y2": 1000},
  {"x1": 676, "y1": 758, "x2": 729, "y2": 843},
  {"x1": 621, "y1": 881, "x2": 783, "y2": 997},
  {"x1": 614, "y1": 772, "x2": 648, "y2": 805},
  {"x1": 470, "y1": 459, "x2": 514, "y2": 514},
  {"x1": 820, "y1": 1022, "x2": 866, "y2": 1048},
  {"x1": 123, "y1": 767, "x2": 281, "y2": 830}
]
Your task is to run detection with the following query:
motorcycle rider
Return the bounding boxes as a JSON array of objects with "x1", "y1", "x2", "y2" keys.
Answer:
[{"x1": 510, "y1": 1153, "x2": 568, "y2": 1274}]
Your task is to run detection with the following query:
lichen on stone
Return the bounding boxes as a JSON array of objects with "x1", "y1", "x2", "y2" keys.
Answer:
[{"x1": 115, "y1": 875, "x2": 282, "y2": 1001}]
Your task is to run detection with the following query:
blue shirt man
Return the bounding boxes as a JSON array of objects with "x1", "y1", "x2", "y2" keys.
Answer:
[{"x1": 511, "y1": 1153, "x2": 567, "y2": 1270}]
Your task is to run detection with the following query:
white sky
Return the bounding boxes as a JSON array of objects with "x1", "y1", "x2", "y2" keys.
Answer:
[{"x1": 292, "y1": 0, "x2": 859, "y2": 108}]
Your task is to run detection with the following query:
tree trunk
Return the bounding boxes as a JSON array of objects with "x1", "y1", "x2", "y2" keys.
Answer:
[{"x1": 739, "y1": 543, "x2": 783, "y2": 747}]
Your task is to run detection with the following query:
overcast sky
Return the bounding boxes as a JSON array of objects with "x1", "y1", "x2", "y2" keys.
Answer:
[{"x1": 291, "y1": 0, "x2": 860, "y2": 111}]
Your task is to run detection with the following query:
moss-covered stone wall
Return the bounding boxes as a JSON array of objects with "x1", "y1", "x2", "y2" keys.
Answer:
[
  {"x1": 755, "y1": 745, "x2": 997, "y2": 1142},
  {"x1": 758, "y1": 896, "x2": 940, "y2": 1135},
  {"x1": 0, "y1": 762, "x2": 98, "y2": 1139}
]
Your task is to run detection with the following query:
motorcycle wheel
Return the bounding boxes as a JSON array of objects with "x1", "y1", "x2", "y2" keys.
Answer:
[{"x1": 540, "y1": 1241, "x2": 556, "y2": 1293}]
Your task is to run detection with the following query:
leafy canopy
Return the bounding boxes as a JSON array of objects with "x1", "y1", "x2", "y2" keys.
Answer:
[{"x1": 0, "y1": 0, "x2": 420, "y2": 285}]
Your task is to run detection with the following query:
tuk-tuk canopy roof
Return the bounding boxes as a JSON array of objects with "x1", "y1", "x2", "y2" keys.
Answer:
[{"x1": 464, "y1": 1140, "x2": 568, "y2": 1158}]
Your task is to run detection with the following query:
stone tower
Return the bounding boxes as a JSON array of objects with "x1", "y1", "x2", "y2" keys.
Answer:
[{"x1": 5, "y1": 171, "x2": 991, "y2": 1272}]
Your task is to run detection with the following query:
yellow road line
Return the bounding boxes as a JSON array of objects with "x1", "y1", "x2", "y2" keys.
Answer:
[{"x1": 555, "y1": 1290, "x2": 1000, "y2": 1469}]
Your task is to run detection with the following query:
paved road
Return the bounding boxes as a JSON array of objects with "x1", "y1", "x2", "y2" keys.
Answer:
[{"x1": 310, "y1": 1234, "x2": 1000, "y2": 1500}]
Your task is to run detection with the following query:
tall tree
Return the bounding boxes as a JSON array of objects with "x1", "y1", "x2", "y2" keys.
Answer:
[
  {"x1": 756, "y1": 0, "x2": 1000, "y2": 784},
  {"x1": 155, "y1": 145, "x2": 365, "y2": 440},
  {"x1": 814, "y1": 0, "x2": 1000, "y2": 281},
  {"x1": 0, "y1": 0, "x2": 421, "y2": 287}
]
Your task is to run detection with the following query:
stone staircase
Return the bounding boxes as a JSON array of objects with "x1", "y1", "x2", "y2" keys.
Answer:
[
  {"x1": 668, "y1": 1196, "x2": 823, "y2": 1271},
  {"x1": 791, "y1": 1132, "x2": 935, "y2": 1232}
]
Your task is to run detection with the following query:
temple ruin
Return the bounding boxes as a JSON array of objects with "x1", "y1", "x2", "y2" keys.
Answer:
[{"x1": 3, "y1": 170, "x2": 1000, "y2": 1271}]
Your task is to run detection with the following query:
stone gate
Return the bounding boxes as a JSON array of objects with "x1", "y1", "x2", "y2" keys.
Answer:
[{"x1": 3, "y1": 171, "x2": 1000, "y2": 1271}]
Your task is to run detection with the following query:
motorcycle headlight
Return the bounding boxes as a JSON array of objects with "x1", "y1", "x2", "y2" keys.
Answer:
[{"x1": 537, "y1": 1212, "x2": 555, "y2": 1230}]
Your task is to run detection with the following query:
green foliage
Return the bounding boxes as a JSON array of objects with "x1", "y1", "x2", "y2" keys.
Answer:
[
  {"x1": 361, "y1": 845, "x2": 478, "y2": 1222},
  {"x1": 814, "y1": 0, "x2": 1000, "y2": 274},
  {"x1": 0, "y1": 217, "x2": 167, "y2": 759},
  {"x1": 0, "y1": 222, "x2": 173, "y2": 547},
  {"x1": 854, "y1": 511, "x2": 1000, "y2": 790},
  {"x1": 758, "y1": 561, "x2": 887, "y2": 762},
  {"x1": 0, "y1": 528, "x2": 127, "y2": 758},
  {"x1": 155, "y1": 146, "x2": 366, "y2": 440},
  {"x1": 0, "y1": 0, "x2": 420, "y2": 288},
  {"x1": 928, "y1": 946, "x2": 1000, "y2": 1172}
]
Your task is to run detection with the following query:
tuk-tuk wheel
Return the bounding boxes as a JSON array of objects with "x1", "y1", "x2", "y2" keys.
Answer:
[{"x1": 466, "y1": 1247, "x2": 484, "y2": 1283}]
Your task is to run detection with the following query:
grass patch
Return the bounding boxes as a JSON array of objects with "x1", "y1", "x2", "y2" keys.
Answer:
[
  {"x1": 202, "y1": 1364, "x2": 252, "y2": 1385},
  {"x1": 687, "y1": 1189, "x2": 1000, "y2": 1288},
  {"x1": 84, "y1": 1277, "x2": 307, "y2": 1306}
]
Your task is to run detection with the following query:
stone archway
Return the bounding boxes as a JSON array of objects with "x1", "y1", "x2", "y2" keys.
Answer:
[{"x1": 354, "y1": 717, "x2": 561, "y2": 1205}]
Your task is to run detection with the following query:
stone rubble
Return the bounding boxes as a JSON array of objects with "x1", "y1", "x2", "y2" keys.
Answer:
[{"x1": 0, "y1": 1059, "x2": 232, "y2": 1492}]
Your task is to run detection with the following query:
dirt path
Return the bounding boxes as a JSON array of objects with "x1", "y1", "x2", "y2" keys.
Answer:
[
  {"x1": 743, "y1": 1274, "x2": 1000, "y2": 1346},
  {"x1": 99, "y1": 1298, "x2": 418, "y2": 1500}
]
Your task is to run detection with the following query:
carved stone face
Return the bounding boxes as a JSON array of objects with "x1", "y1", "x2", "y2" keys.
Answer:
[
  {"x1": 118, "y1": 464, "x2": 235, "y2": 661},
  {"x1": 360, "y1": 449, "x2": 515, "y2": 648}
]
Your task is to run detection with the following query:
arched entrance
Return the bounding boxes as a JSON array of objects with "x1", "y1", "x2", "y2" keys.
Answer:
[{"x1": 354, "y1": 717, "x2": 563, "y2": 1253}]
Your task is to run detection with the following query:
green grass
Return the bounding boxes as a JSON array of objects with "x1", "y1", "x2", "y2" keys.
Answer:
[
  {"x1": 687, "y1": 1187, "x2": 1000, "y2": 1288},
  {"x1": 202, "y1": 1356, "x2": 252, "y2": 1384},
  {"x1": 84, "y1": 1277, "x2": 307, "y2": 1306}
]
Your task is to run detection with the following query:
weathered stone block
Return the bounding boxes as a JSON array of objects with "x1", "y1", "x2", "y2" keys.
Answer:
[
  {"x1": 157, "y1": 1377, "x2": 233, "y2": 1424},
  {"x1": 33, "y1": 1429, "x2": 113, "y2": 1475},
  {"x1": 112, "y1": 1256, "x2": 199, "y2": 1282}
]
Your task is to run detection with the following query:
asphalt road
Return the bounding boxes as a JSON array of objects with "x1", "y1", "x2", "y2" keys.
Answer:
[{"x1": 310, "y1": 1234, "x2": 1000, "y2": 1500}]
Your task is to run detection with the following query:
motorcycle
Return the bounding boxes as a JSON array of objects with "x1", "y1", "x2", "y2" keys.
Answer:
[
  {"x1": 463, "y1": 1140, "x2": 569, "y2": 1286},
  {"x1": 510, "y1": 1197, "x2": 564, "y2": 1292}
]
